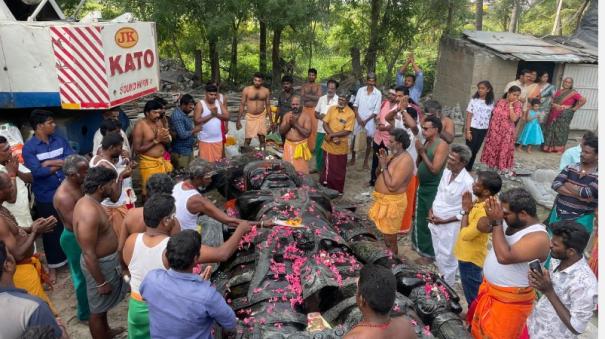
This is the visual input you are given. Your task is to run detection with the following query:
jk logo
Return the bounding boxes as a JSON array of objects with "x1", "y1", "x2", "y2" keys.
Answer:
[{"x1": 115, "y1": 27, "x2": 139, "y2": 48}]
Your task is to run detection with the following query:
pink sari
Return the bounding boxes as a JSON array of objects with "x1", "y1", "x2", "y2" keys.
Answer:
[{"x1": 546, "y1": 89, "x2": 581, "y2": 125}]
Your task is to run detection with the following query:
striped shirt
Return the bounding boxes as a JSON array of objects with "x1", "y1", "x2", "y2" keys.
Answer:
[
  {"x1": 551, "y1": 163, "x2": 598, "y2": 219},
  {"x1": 23, "y1": 134, "x2": 74, "y2": 203}
]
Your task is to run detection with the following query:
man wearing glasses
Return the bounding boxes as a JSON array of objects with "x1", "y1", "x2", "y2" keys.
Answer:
[{"x1": 412, "y1": 115, "x2": 448, "y2": 264}]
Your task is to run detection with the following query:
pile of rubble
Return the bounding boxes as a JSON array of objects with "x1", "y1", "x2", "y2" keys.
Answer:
[
  {"x1": 119, "y1": 91, "x2": 180, "y2": 117},
  {"x1": 159, "y1": 59, "x2": 197, "y2": 92},
  {"x1": 121, "y1": 90, "x2": 242, "y2": 119}
]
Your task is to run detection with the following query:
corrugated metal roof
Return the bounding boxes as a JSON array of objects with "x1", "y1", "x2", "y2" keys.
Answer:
[
  {"x1": 462, "y1": 30, "x2": 597, "y2": 64},
  {"x1": 510, "y1": 53, "x2": 589, "y2": 62}
]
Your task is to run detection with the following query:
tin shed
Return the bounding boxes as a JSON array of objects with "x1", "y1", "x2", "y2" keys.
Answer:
[{"x1": 433, "y1": 30, "x2": 597, "y2": 131}]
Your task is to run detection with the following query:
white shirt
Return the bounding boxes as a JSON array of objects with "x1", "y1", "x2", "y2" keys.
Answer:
[
  {"x1": 197, "y1": 100, "x2": 223, "y2": 143},
  {"x1": 172, "y1": 182, "x2": 200, "y2": 231},
  {"x1": 527, "y1": 257, "x2": 597, "y2": 339},
  {"x1": 483, "y1": 223, "x2": 548, "y2": 287},
  {"x1": 92, "y1": 129, "x2": 130, "y2": 156},
  {"x1": 0, "y1": 164, "x2": 33, "y2": 228},
  {"x1": 466, "y1": 98, "x2": 494, "y2": 129},
  {"x1": 89, "y1": 156, "x2": 136, "y2": 207},
  {"x1": 128, "y1": 234, "x2": 169, "y2": 294},
  {"x1": 353, "y1": 86, "x2": 382, "y2": 137},
  {"x1": 314, "y1": 94, "x2": 339, "y2": 134},
  {"x1": 431, "y1": 168, "x2": 474, "y2": 219}
]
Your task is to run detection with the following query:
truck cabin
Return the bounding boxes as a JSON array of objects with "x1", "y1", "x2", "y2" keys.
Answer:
[{"x1": 1, "y1": 0, "x2": 64, "y2": 21}]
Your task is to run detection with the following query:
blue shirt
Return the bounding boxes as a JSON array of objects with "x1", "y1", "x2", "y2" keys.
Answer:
[
  {"x1": 0, "y1": 286, "x2": 62, "y2": 338},
  {"x1": 396, "y1": 70, "x2": 424, "y2": 103},
  {"x1": 170, "y1": 107, "x2": 196, "y2": 155},
  {"x1": 23, "y1": 134, "x2": 74, "y2": 203},
  {"x1": 141, "y1": 269, "x2": 236, "y2": 339},
  {"x1": 559, "y1": 144, "x2": 581, "y2": 170}
]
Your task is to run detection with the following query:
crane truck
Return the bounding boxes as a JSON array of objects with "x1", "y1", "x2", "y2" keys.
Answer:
[{"x1": 0, "y1": 0, "x2": 159, "y2": 154}]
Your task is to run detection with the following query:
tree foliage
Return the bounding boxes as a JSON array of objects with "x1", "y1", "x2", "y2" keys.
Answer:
[{"x1": 57, "y1": 0, "x2": 592, "y2": 91}]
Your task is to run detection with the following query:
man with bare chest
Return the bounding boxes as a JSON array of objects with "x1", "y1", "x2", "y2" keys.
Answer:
[
  {"x1": 132, "y1": 99, "x2": 173, "y2": 199},
  {"x1": 0, "y1": 173, "x2": 58, "y2": 312},
  {"x1": 300, "y1": 68, "x2": 322, "y2": 150},
  {"x1": 368, "y1": 129, "x2": 414, "y2": 255},
  {"x1": 344, "y1": 264, "x2": 417, "y2": 339},
  {"x1": 279, "y1": 96, "x2": 312, "y2": 174},
  {"x1": 237, "y1": 72, "x2": 273, "y2": 147},
  {"x1": 74, "y1": 167, "x2": 128, "y2": 339},
  {"x1": 54, "y1": 154, "x2": 90, "y2": 321}
]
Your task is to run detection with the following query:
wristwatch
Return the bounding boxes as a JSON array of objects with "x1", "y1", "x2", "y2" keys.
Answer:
[
  {"x1": 459, "y1": 210, "x2": 469, "y2": 216},
  {"x1": 491, "y1": 220, "x2": 503, "y2": 227}
]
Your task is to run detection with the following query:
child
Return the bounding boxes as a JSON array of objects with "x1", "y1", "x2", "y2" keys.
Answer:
[{"x1": 517, "y1": 98, "x2": 544, "y2": 153}]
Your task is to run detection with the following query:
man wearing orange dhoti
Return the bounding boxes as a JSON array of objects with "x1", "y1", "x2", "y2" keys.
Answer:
[
  {"x1": 280, "y1": 96, "x2": 312, "y2": 174},
  {"x1": 469, "y1": 188, "x2": 550, "y2": 339},
  {"x1": 300, "y1": 68, "x2": 322, "y2": 151},
  {"x1": 194, "y1": 84, "x2": 229, "y2": 162}
]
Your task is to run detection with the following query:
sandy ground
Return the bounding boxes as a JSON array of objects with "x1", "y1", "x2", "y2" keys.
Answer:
[{"x1": 49, "y1": 130, "x2": 597, "y2": 338}]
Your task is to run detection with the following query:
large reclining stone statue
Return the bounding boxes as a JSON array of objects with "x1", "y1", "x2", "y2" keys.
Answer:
[{"x1": 206, "y1": 157, "x2": 469, "y2": 338}]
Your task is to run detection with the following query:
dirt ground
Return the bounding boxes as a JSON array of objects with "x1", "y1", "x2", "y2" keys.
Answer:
[{"x1": 49, "y1": 130, "x2": 593, "y2": 338}]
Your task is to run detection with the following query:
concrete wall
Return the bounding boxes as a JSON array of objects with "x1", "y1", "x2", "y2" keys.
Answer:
[
  {"x1": 564, "y1": 63, "x2": 599, "y2": 131},
  {"x1": 433, "y1": 37, "x2": 476, "y2": 114},
  {"x1": 474, "y1": 54, "x2": 518, "y2": 95},
  {"x1": 433, "y1": 36, "x2": 518, "y2": 124}
]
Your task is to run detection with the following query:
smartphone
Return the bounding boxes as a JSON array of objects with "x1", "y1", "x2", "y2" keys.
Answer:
[{"x1": 528, "y1": 259, "x2": 542, "y2": 274}]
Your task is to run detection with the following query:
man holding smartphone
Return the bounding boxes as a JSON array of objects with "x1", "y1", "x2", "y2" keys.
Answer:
[
  {"x1": 526, "y1": 220, "x2": 597, "y2": 338},
  {"x1": 470, "y1": 188, "x2": 550, "y2": 339}
]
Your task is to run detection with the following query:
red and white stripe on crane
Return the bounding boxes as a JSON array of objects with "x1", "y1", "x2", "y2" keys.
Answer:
[{"x1": 50, "y1": 25, "x2": 110, "y2": 109}]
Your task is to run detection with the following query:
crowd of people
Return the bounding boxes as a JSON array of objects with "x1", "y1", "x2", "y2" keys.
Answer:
[{"x1": 0, "y1": 57, "x2": 598, "y2": 339}]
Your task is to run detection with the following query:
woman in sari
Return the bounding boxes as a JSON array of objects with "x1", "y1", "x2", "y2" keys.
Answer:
[
  {"x1": 527, "y1": 71, "x2": 555, "y2": 118},
  {"x1": 480, "y1": 86, "x2": 522, "y2": 175},
  {"x1": 542, "y1": 77, "x2": 587, "y2": 153}
]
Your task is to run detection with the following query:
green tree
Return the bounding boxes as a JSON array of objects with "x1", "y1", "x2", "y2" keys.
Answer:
[
  {"x1": 226, "y1": 0, "x2": 251, "y2": 85},
  {"x1": 254, "y1": 0, "x2": 314, "y2": 88}
]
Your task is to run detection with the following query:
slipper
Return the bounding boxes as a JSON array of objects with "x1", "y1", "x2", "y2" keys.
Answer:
[{"x1": 48, "y1": 269, "x2": 57, "y2": 285}]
